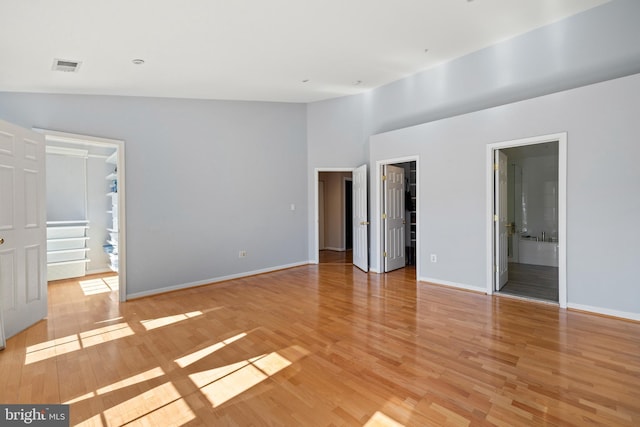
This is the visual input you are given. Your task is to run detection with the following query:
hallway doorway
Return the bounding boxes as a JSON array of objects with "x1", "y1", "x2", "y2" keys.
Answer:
[{"x1": 317, "y1": 170, "x2": 353, "y2": 265}]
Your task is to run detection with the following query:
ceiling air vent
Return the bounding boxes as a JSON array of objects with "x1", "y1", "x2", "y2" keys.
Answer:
[{"x1": 52, "y1": 58, "x2": 82, "y2": 72}]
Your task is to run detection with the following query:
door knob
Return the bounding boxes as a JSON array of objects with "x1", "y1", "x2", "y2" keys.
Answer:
[
  {"x1": 0, "y1": 238, "x2": 4, "y2": 245},
  {"x1": 360, "y1": 221, "x2": 369, "y2": 225}
]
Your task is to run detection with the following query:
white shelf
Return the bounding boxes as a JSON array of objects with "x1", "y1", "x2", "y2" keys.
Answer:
[
  {"x1": 47, "y1": 220, "x2": 89, "y2": 226},
  {"x1": 105, "y1": 152, "x2": 119, "y2": 273},
  {"x1": 106, "y1": 151, "x2": 117, "y2": 165},
  {"x1": 47, "y1": 222, "x2": 90, "y2": 280},
  {"x1": 48, "y1": 258, "x2": 90, "y2": 267}
]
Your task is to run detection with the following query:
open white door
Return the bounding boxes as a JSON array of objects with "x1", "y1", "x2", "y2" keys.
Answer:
[
  {"x1": 383, "y1": 165, "x2": 405, "y2": 272},
  {"x1": 0, "y1": 120, "x2": 47, "y2": 339},
  {"x1": 352, "y1": 164, "x2": 368, "y2": 272},
  {"x1": 495, "y1": 150, "x2": 508, "y2": 290}
]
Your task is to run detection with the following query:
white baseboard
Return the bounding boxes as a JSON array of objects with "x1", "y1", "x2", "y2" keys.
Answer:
[
  {"x1": 418, "y1": 276, "x2": 486, "y2": 293},
  {"x1": 86, "y1": 267, "x2": 113, "y2": 275},
  {"x1": 321, "y1": 247, "x2": 345, "y2": 252},
  {"x1": 126, "y1": 261, "x2": 310, "y2": 300},
  {"x1": 567, "y1": 303, "x2": 640, "y2": 322}
]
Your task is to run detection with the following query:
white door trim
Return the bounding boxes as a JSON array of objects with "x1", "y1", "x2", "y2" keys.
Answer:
[
  {"x1": 485, "y1": 133, "x2": 567, "y2": 308},
  {"x1": 313, "y1": 167, "x2": 354, "y2": 264},
  {"x1": 34, "y1": 128, "x2": 128, "y2": 302},
  {"x1": 373, "y1": 156, "x2": 419, "y2": 277}
]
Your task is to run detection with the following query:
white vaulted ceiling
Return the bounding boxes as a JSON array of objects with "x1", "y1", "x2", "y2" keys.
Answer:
[{"x1": 0, "y1": 0, "x2": 610, "y2": 103}]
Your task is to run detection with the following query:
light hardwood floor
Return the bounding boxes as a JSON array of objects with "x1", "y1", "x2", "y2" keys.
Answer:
[
  {"x1": 1, "y1": 267, "x2": 639, "y2": 426},
  {"x1": 319, "y1": 249, "x2": 352, "y2": 264}
]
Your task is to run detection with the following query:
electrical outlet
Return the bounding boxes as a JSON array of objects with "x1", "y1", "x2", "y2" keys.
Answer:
[
  {"x1": 430, "y1": 254, "x2": 437, "y2": 263},
  {"x1": 239, "y1": 250, "x2": 247, "y2": 258}
]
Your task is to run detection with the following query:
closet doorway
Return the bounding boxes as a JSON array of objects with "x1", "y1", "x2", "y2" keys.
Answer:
[
  {"x1": 374, "y1": 156, "x2": 419, "y2": 278},
  {"x1": 37, "y1": 129, "x2": 127, "y2": 301}
]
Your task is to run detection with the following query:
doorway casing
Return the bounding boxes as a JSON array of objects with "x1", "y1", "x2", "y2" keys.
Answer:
[
  {"x1": 313, "y1": 167, "x2": 355, "y2": 264},
  {"x1": 35, "y1": 128, "x2": 127, "y2": 302},
  {"x1": 373, "y1": 156, "x2": 420, "y2": 277},
  {"x1": 485, "y1": 133, "x2": 567, "y2": 308}
]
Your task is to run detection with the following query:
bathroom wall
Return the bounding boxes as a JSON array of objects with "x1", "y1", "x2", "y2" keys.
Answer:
[
  {"x1": 520, "y1": 154, "x2": 559, "y2": 239},
  {"x1": 505, "y1": 143, "x2": 559, "y2": 240}
]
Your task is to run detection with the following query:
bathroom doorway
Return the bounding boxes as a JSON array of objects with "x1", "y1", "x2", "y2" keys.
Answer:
[{"x1": 487, "y1": 133, "x2": 567, "y2": 307}]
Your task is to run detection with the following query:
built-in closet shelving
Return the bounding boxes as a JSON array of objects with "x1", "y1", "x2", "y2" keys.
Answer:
[
  {"x1": 46, "y1": 220, "x2": 90, "y2": 281},
  {"x1": 105, "y1": 152, "x2": 119, "y2": 272},
  {"x1": 409, "y1": 164, "x2": 417, "y2": 248}
]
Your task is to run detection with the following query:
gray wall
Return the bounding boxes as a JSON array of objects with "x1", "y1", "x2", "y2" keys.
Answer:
[
  {"x1": 368, "y1": 0, "x2": 640, "y2": 135},
  {"x1": 369, "y1": 72, "x2": 640, "y2": 316},
  {"x1": 0, "y1": 94, "x2": 307, "y2": 297},
  {"x1": 307, "y1": 0, "x2": 640, "y2": 317},
  {"x1": 46, "y1": 154, "x2": 86, "y2": 221}
]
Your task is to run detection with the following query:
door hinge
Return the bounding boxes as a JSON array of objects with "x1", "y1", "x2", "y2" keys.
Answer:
[
  {"x1": 493, "y1": 163, "x2": 499, "y2": 171},
  {"x1": 383, "y1": 251, "x2": 388, "y2": 257},
  {"x1": 494, "y1": 214, "x2": 498, "y2": 222},
  {"x1": 382, "y1": 175, "x2": 387, "y2": 181},
  {"x1": 382, "y1": 213, "x2": 387, "y2": 219}
]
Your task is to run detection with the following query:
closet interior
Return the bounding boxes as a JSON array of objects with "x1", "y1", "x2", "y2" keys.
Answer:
[{"x1": 46, "y1": 143, "x2": 119, "y2": 281}]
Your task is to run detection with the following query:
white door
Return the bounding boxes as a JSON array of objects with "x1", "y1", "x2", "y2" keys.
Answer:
[
  {"x1": 495, "y1": 150, "x2": 508, "y2": 290},
  {"x1": 0, "y1": 120, "x2": 47, "y2": 339},
  {"x1": 352, "y1": 164, "x2": 368, "y2": 272},
  {"x1": 383, "y1": 165, "x2": 405, "y2": 272}
]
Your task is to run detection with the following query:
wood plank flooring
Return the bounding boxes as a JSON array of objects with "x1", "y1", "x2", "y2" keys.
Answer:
[
  {"x1": 1, "y1": 266, "x2": 639, "y2": 426},
  {"x1": 319, "y1": 249, "x2": 352, "y2": 264}
]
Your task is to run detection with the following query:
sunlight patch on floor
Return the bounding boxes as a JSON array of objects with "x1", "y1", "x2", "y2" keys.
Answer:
[
  {"x1": 196, "y1": 351, "x2": 293, "y2": 408},
  {"x1": 103, "y1": 382, "x2": 188, "y2": 426},
  {"x1": 79, "y1": 277, "x2": 119, "y2": 296},
  {"x1": 189, "y1": 360, "x2": 251, "y2": 389},
  {"x1": 25, "y1": 323, "x2": 133, "y2": 364},
  {"x1": 26, "y1": 334, "x2": 80, "y2": 364},
  {"x1": 200, "y1": 362, "x2": 270, "y2": 407},
  {"x1": 63, "y1": 367, "x2": 167, "y2": 406},
  {"x1": 79, "y1": 322, "x2": 134, "y2": 348},
  {"x1": 364, "y1": 411, "x2": 405, "y2": 426},
  {"x1": 174, "y1": 332, "x2": 247, "y2": 368},
  {"x1": 126, "y1": 396, "x2": 196, "y2": 426},
  {"x1": 97, "y1": 367, "x2": 166, "y2": 395},
  {"x1": 94, "y1": 316, "x2": 124, "y2": 325},
  {"x1": 64, "y1": 391, "x2": 96, "y2": 405},
  {"x1": 140, "y1": 311, "x2": 203, "y2": 331}
]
